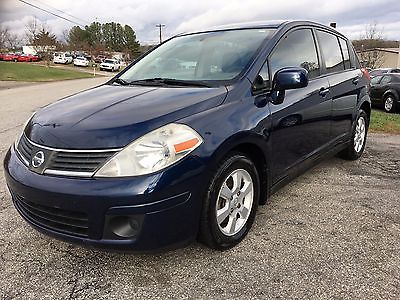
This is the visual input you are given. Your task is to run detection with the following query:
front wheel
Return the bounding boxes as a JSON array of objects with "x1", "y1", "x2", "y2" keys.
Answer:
[
  {"x1": 199, "y1": 153, "x2": 260, "y2": 250},
  {"x1": 339, "y1": 109, "x2": 369, "y2": 160}
]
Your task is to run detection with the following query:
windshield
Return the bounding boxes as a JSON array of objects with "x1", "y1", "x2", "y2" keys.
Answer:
[
  {"x1": 119, "y1": 29, "x2": 275, "y2": 85},
  {"x1": 104, "y1": 59, "x2": 115, "y2": 64}
]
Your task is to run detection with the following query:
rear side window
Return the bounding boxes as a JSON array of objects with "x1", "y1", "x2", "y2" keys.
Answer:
[
  {"x1": 339, "y1": 38, "x2": 351, "y2": 69},
  {"x1": 269, "y1": 29, "x2": 320, "y2": 79},
  {"x1": 317, "y1": 30, "x2": 344, "y2": 73}
]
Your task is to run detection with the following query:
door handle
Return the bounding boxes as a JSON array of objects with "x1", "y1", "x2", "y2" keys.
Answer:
[
  {"x1": 319, "y1": 87, "x2": 330, "y2": 97},
  {"x1": 352, "y1": 77, "x2": 359, "y2": 85}
]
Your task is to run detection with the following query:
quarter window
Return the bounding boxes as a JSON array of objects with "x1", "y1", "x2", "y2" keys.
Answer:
[
  {"x1": 317, "y1": 30, "x2": 344, "y2": 73},
  {"x1": 269, "y1": 29, "x2": 320, "y2": 79},
  {"x1": 339, "y1": 38, "x2": 351, "y2": 69}
]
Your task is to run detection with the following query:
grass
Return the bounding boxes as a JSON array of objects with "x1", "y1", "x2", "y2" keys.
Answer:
[
  {"x1": 369, "y1": 109, "x2": 400, "y2": 134},
  {"x1": 0, "y1": 61, "x2": 93, "y2": 82}
]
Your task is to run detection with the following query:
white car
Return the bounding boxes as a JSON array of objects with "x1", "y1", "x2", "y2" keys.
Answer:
[
  {"x1": 53, "y1": 53, "x2": 73, "y2": 64},
  {"x1": 73, "y1": 56, "x2": 89, "y2": 67},
  {"x1": 99, "y1": 59, "x2": 120, "y2": 72}
]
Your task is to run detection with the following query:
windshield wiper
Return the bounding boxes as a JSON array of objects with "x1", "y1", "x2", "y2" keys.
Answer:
[
  {"x1": 128, "y1": 78, "x2": 211, "y2": 88},
  {"x1": 113, "y1": 78, "x2": 130, "y2": 85}
]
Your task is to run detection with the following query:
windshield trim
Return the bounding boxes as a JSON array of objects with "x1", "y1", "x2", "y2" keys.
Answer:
[{"x1": 111, "y1": 27, "x2": 277, "y2": 88}]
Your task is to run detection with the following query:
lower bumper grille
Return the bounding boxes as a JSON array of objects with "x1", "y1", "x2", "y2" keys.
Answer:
[{"x1": 13, "y1": 193, "x2": 89, "y2": 238}]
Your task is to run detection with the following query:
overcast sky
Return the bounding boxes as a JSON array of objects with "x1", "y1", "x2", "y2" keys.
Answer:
[{"x1": 1, "y1": 0, "x2": 400, "y2": 44}]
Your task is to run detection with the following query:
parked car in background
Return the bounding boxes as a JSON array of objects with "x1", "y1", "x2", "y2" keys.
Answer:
[
  {"x1": 27, "y1": 54, "x2": 40, "y2": 62},
  {"x1": 99, "y1": 59, "x2": 120, "y2": 71},
  {"x1": 370, "y1": 73, "x2": 400, "y2": 113},
  {"x1": 73, "y1": 56, "x2": 89, "y2": 67},
  {"x1": 3, "y1": 53, "x2": 20, "y2": 62},
  {"x1": 369, "y1": 68, "x2": 400, "y2": 77},
  {"x1": 94, "y1": 55, "x2": 107, "y2": 63},
  {"x1": 53, "y1": 52, "x2": 73, "y2": 64},
  {"x1": 4, "y1": 21, "x2": 371, "y2": 252},
  {"x1": 16, "y1": 54, "x2": 32, "y2": 62}
]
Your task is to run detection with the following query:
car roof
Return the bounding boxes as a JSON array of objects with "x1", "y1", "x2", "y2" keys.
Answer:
[{"x1": 180, "y1": 20, "x2": 345, "y2": 38}]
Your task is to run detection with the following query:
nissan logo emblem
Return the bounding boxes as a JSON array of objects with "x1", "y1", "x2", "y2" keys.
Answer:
[{"x1": 32, "y1": 151, "x2": 45, "y2": 168}]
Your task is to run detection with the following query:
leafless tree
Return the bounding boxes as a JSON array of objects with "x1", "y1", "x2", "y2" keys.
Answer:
[
  {"x1": 25, "y1": 16, "x2": 40, "y2": 45},
  {"x1": 0, "y1": 24, "x2": 10, "y2": 50},
  {"x1": 359, "y1": 22, "x2": 386, "y2": 69},
  {"x1": 6, "y1": 32, "x2": 23, "y2": 50}
]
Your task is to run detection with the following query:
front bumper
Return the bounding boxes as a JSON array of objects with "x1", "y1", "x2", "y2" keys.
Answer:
[{"x1": 4, "y1": 146, "x2": 208, "y2": 251}]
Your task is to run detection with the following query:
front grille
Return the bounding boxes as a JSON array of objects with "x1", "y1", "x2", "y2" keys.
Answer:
[
  {"x1": 17, "y1": 134, "x2": 33, "y2": 164},
  {"x1": 13, "y1": 193, "x2": 89, "y2": 237},
  {"x1": 16, "y1": 134, "x2": 118, "y2": 176},
  {"x1": 49, "y1": 151, "x2": 116, "y2": 173}
]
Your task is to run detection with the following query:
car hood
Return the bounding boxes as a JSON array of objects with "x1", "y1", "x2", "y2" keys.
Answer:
[{"x1": 26, "y1": 84, "x2": 227, "y2": 149}]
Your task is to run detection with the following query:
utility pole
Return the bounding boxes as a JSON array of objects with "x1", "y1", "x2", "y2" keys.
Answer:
[{"x1": 156, "y1": 24, "x2": 165, "y2": 44}]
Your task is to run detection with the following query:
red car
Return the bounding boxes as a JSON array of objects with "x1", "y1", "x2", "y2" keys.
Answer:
[
  {"x1": 17, "y1": 54, "x2": 31, "y2": 62},
  {"x1": 3, "y1": 53, "x2": 20, "y2": 61},
  {"x1": 27, "y1": 54, "x2": 40, "y2": 62}
]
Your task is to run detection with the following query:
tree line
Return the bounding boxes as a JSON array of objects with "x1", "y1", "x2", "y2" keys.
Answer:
[{"x1": 0, "y1": 19, "x2": 141, "y2": 60}]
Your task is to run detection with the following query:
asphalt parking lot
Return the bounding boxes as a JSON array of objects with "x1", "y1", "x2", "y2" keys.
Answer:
[{"x1": 0, "y1": 79, "x2": 399, "y2": 299}]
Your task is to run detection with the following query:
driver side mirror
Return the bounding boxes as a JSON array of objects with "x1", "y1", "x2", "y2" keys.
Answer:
[{"x1": 270, "y1": 67, "x2": 309, "y2": 105}]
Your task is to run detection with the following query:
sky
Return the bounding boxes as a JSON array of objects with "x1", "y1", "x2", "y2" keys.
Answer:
[{"x1": 1, "y1": 0, "x2": 400, "y2": 45}]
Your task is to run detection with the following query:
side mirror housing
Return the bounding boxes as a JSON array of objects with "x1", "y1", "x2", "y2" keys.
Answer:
[
  {"x1": 273, "y1": 67, "x2": 309, "y2": 91},
  {"x1": 269, "y1": 67, "x2": 309, "y2": 105}
]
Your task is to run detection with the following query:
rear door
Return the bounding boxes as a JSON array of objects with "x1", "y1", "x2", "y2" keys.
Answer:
[
  {"x1": 266, "y1": 28, "x2": 331, "y2": 183},
  {"x1": 369, "y1": 75, "x2": 384, "y2": 100},
  {"x1": 316, "y1": 30, "x2": 361, "y2": 142}
]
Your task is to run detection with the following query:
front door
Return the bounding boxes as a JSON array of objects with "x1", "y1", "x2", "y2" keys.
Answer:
[{"x1": 266, "y1": 28, "x2": 332, "y2": 184}]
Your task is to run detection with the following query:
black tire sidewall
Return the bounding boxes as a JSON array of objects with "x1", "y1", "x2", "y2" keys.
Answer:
[{"x1": 203, "y1": 154, "x2": 260, "y2": 249}]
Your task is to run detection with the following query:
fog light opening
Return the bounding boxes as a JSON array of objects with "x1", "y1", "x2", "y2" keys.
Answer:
[{"x1": 109, "y1": 216, "x2": 141, "y2": 238}]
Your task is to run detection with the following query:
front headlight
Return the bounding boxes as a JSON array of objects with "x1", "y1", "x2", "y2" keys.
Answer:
[
  {"x1": 94, "y1": 123, "x2": 203, "y2": 177},
  {"x1": 14, "y1": 113, "x2": 35, "y2": 149}
]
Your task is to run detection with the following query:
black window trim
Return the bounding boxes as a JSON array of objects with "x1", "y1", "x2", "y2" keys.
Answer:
[{"x1": 251, "y1": 25, "x2": 324, "y2": 95}]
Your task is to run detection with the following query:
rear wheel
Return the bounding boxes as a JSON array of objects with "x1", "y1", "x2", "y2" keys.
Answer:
[
  {"x1": 339, "y1": 109, "x2": 369, "y2": 160},
  {"x1": 384, "y1": 94, "x2": 396, "y2": 113},
  {"x1": 199, "y1": 153, "x2": 260, "y2": 250}
]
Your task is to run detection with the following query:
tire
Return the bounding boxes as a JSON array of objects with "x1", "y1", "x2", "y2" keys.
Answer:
[
  {"x1": 199, "y1": 152, "x2": 260, "y2": 250},
  {"x1": 383, "y1": 94, "x2": 396, "y2": 113},
  {"x1": 339, "y1": 109, "x2": 369, "y2": 161}
]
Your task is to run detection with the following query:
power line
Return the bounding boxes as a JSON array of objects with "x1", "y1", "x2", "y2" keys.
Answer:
[
  {"x1": 17, "y1": 0, "x2": 85, "y2": 27},
  {"x1": 31, "y1": 0, "x2": 90, "y2": 24}
]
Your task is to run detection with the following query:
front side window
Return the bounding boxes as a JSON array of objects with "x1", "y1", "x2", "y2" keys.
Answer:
[
  {"x1": 370, "y1": 75, "x2": 383, "y2": 84},
  {"x1": 269, "y1": 29, "x2": 320, "y2": 80},
  {"x1": 317, "y1": 30, "x2": 344, "y2": 73},
  {"x1": 119, "y1": 29, "x2": 275, "y2": 85}
]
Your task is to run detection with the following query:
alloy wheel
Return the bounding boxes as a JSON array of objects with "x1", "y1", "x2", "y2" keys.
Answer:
[
  {"x1": 215, "y1": 169, "x2": 254, "y2": 236},
  {"x1": 384, "y1": 96, "x2": 394, "y2": 112},
  {"x1": 354, "y1": 116, "x2": 366, "y2": 153}
]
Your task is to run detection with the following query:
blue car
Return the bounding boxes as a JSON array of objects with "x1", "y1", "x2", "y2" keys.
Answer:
[{"x1": 4, "y1": 21, "x2": 371, "y2": 251}]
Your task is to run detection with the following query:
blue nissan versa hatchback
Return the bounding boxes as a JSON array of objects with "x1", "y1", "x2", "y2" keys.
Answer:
[{"x1": 4, "y1": 21, "x2": 371, "y2": 251}]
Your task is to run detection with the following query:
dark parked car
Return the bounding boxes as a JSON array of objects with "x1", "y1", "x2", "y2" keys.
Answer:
[
  {"x1": 4, "y1": 21, "x2": 371, "y2": 251},
  {"x1": 369, "y1": 68, "x2": 400, "y2": 78},
  {"x1": 369, "y1": 73, "x2": 400, "y2": 113}
]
